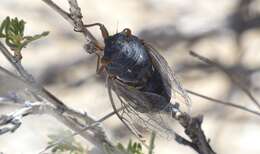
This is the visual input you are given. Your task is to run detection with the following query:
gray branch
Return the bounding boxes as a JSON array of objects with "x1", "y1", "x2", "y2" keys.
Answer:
[
  {"x1": 0, "y1": 65, "x2": 115, "y2": 153},
  {"x1": 0, "y1": 101, "x2": 52, "y2": 135},
  {"x1": 43, "y1": 0, "x2": 100, "y2": 55},
  {"x1": 176, "y1": 114, "x2": 216, "y2": 154}
]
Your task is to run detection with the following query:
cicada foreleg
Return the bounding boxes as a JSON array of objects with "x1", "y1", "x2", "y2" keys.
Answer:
[
  {"x1": 74, "y1": 22, "x2": 109, "y2": 73},
  {"x1": 82, "y1": 23, "x2": 111, "y2": 74},
  {"x1": 83, "y1": 23, "x2": 109, "y2": 40}
]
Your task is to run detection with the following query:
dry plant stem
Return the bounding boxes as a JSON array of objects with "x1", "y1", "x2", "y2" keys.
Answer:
[
  {"x1": 42, "y1": 0, "x2": 74, "y2": 24},
  {"x1": 39, "y1": 108, "x2": 122, "y2": 153},
  {"x1": 0, "y1": 45, "x2": 113, "y2": 154},
  {"x1": 0, "y1": 102, "x2": 53, "y2": 135},
  {"x1": 1, "y1": 0, "x2": 117, "y2": 152},
  {"x1": 189, "y1": 51, "x2": 260, "y2": 110},
  {"x1": 177, "y1": 114, "x2": 216, "y2": 154},
  {"x1": 175, "y1": 133, "x2": 199, "y2": 151},
  {"x1": 186, "y1": 89, "x2": 260, "y2": 117},
  {"x1": 42, "y1": 0, "x2": 101, "y2": 47},
  {"x1": 42, "y1": 0, "x2": 119, "y2": 149},
  {"x1": 42, "y1": 0, "x2": 101, "y2": 55},
  {"x1": 0, "y1": 42, "x2": 64, "y2": 109},
  {"x1": 67, "y1": 0, "x2": 97, "y2": 44},
  {"x1": 0, "y1": 42, "x2": 34, "y2": 82},
  {"x1": 0, "y1": 65, "x2": 115, "y2": 152}
]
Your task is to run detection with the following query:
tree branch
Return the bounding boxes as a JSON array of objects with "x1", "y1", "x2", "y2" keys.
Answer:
[
  {"x1": 0, "y1": 37, "x2": 114, "y2": 154},
  {"x1": 177, "y1": 114, "x2": 216, "y2": 154},
  {"x1": 189, "y1": 50, "x2": 260, "y2": 110},
  {"x1": 186, "y1": 89, "x2": 260, "y2": 117},
  {"x1": 0, "y1": 101, "x2": 52, "y2": 135},
  {"x1": 0, "y1": 0, "x2": 121, "y2": 152},
  {"x1": 42, "y1": 0, "x2": 100, "y2": 55}
]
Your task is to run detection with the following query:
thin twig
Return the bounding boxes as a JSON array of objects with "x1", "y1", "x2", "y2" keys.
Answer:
[
  {"x1": 42, "y1": 0, "x2": 100, "y2": 55},
  {"x1": 0, "y1": 65, "x2": 113, "y2": 149},
  {"x1": 42, "y1": 0, "x2": 74, "y2": 24},
  {"x1": 177, "y1": 114, "x2": 216, "y2": 154},
  {"x1": 0, "y1": 0, "x2": 118, "y2": 152},
  {"x1": 186, "y1": 89, "x2": 260, "y2": 117},
  {"x1": 190, "y1": 50, "x2": 260, "y2": 110},
  {"x1": 0, "y1": 42, "x2": 67, "y2": 110},
  {"x1": 39, "y1": 108, "x2": 120, "y2": 153},
  {"x1": 0, "y1": 36, "x2": 112, "y2": 154},
  {"x1": 0, "y1": 42, "x2": 34, "y2": 82},
  {"x1": 0, "y1": 101, "x2": 53, "y2": 135},
  {"x1": 175, "y1": 133, "x2": 199, "y2": 152}
]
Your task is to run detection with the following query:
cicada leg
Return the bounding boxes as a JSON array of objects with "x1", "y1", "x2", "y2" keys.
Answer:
[
  {"x1": 81, "y1": 23, "x2": 110, "y2": 74},
  {"x1": 96, "y1": 55, "x2": 101, "y2": 73},
  {"x1": 83, "y1": 23, "x2": 109, "y2": 40}
]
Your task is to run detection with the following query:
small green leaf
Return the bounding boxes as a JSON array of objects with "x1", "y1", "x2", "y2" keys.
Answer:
[
  {"x1": 127, "y1": 140, "x2": 133, "y2": 151},
  {"x1": 18, "y1": 20, "x2": 25, "y2": 36},
  {"x1": 47, "y1": 130, "x2": 86, "y2": 154},
  {"x1": 148, "y1": 132, "x2": 156, "y2": 154},
  {"x1": 0, "y1": 17, "x2": 9, "y2": 37},
  {"x1": 20, "y1": 31, "x2": 49, "y2": 49},
  {"x1": 5, "y1": 37, "x2": 18, "y2": 49},
  {"x1": 0, "y1": 16, "x2": 49, "y2": 59},
  {"x1": 4, "y1": 17, "x2": 10, "y2": 36}
]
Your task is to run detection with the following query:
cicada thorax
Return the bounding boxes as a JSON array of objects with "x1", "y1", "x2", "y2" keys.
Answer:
[
  {"x1": 103, "y1": 32, "x2": 152, "y2": 84},
  {"x1": 103, "y1": 30, "x2": 171, "y2": 112}
]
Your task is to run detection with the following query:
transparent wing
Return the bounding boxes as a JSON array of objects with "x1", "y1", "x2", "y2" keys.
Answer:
[
  {"x1": 0, "y1": 67, "x2": 36, "y2": 104},
  {"x1": 107, "y1": 77, "x2": 176, "y2": 140},
  {"x1": 144, "y1": 42, "x2": 192, "y2": 113}
]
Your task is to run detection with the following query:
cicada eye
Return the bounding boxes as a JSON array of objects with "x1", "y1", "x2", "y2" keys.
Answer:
[{"x1": 122, "y1": 28, "x2": 131, "y2": 37}]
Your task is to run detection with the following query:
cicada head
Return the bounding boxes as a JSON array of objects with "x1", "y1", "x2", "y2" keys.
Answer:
[
  {"x1": 103, "y1": 28, "x2": 134, "y2": 61},
  {"x1": 102, "y1": 28, "x2": 153, "y2": 83}
]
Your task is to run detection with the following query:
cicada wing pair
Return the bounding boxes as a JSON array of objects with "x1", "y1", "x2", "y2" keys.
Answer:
[
  {"x1": 107, "y1": 42, "x2": 192, "y2": 140},
  {"x1": 107, "y1": 78, "x2": 177, "y2": 140},
  {"x1": 144, "y1": 43, "x2": 192, "y2": 113}
]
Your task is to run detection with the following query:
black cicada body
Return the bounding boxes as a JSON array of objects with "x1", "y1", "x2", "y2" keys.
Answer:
[
  {"x1": 86, "y1": 23, "x2": 192, "y2": 139},
  {"x1": 103, "y1": 29, "x2": 171, "y2": 113}
]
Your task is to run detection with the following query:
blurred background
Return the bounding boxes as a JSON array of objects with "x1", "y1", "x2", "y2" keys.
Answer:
[{"x1": 1, "y1": 0, "x2": 260, "y2": 153}]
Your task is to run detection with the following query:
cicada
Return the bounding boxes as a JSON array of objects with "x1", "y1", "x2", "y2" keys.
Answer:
[{"x1": 85, "y1": 23, "x2": 192, "y2": 139}]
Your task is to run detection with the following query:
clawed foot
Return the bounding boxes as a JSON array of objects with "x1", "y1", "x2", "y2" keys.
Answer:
[{"x1": 73, "y1": 27, "x2": 83, "y2": 32}]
